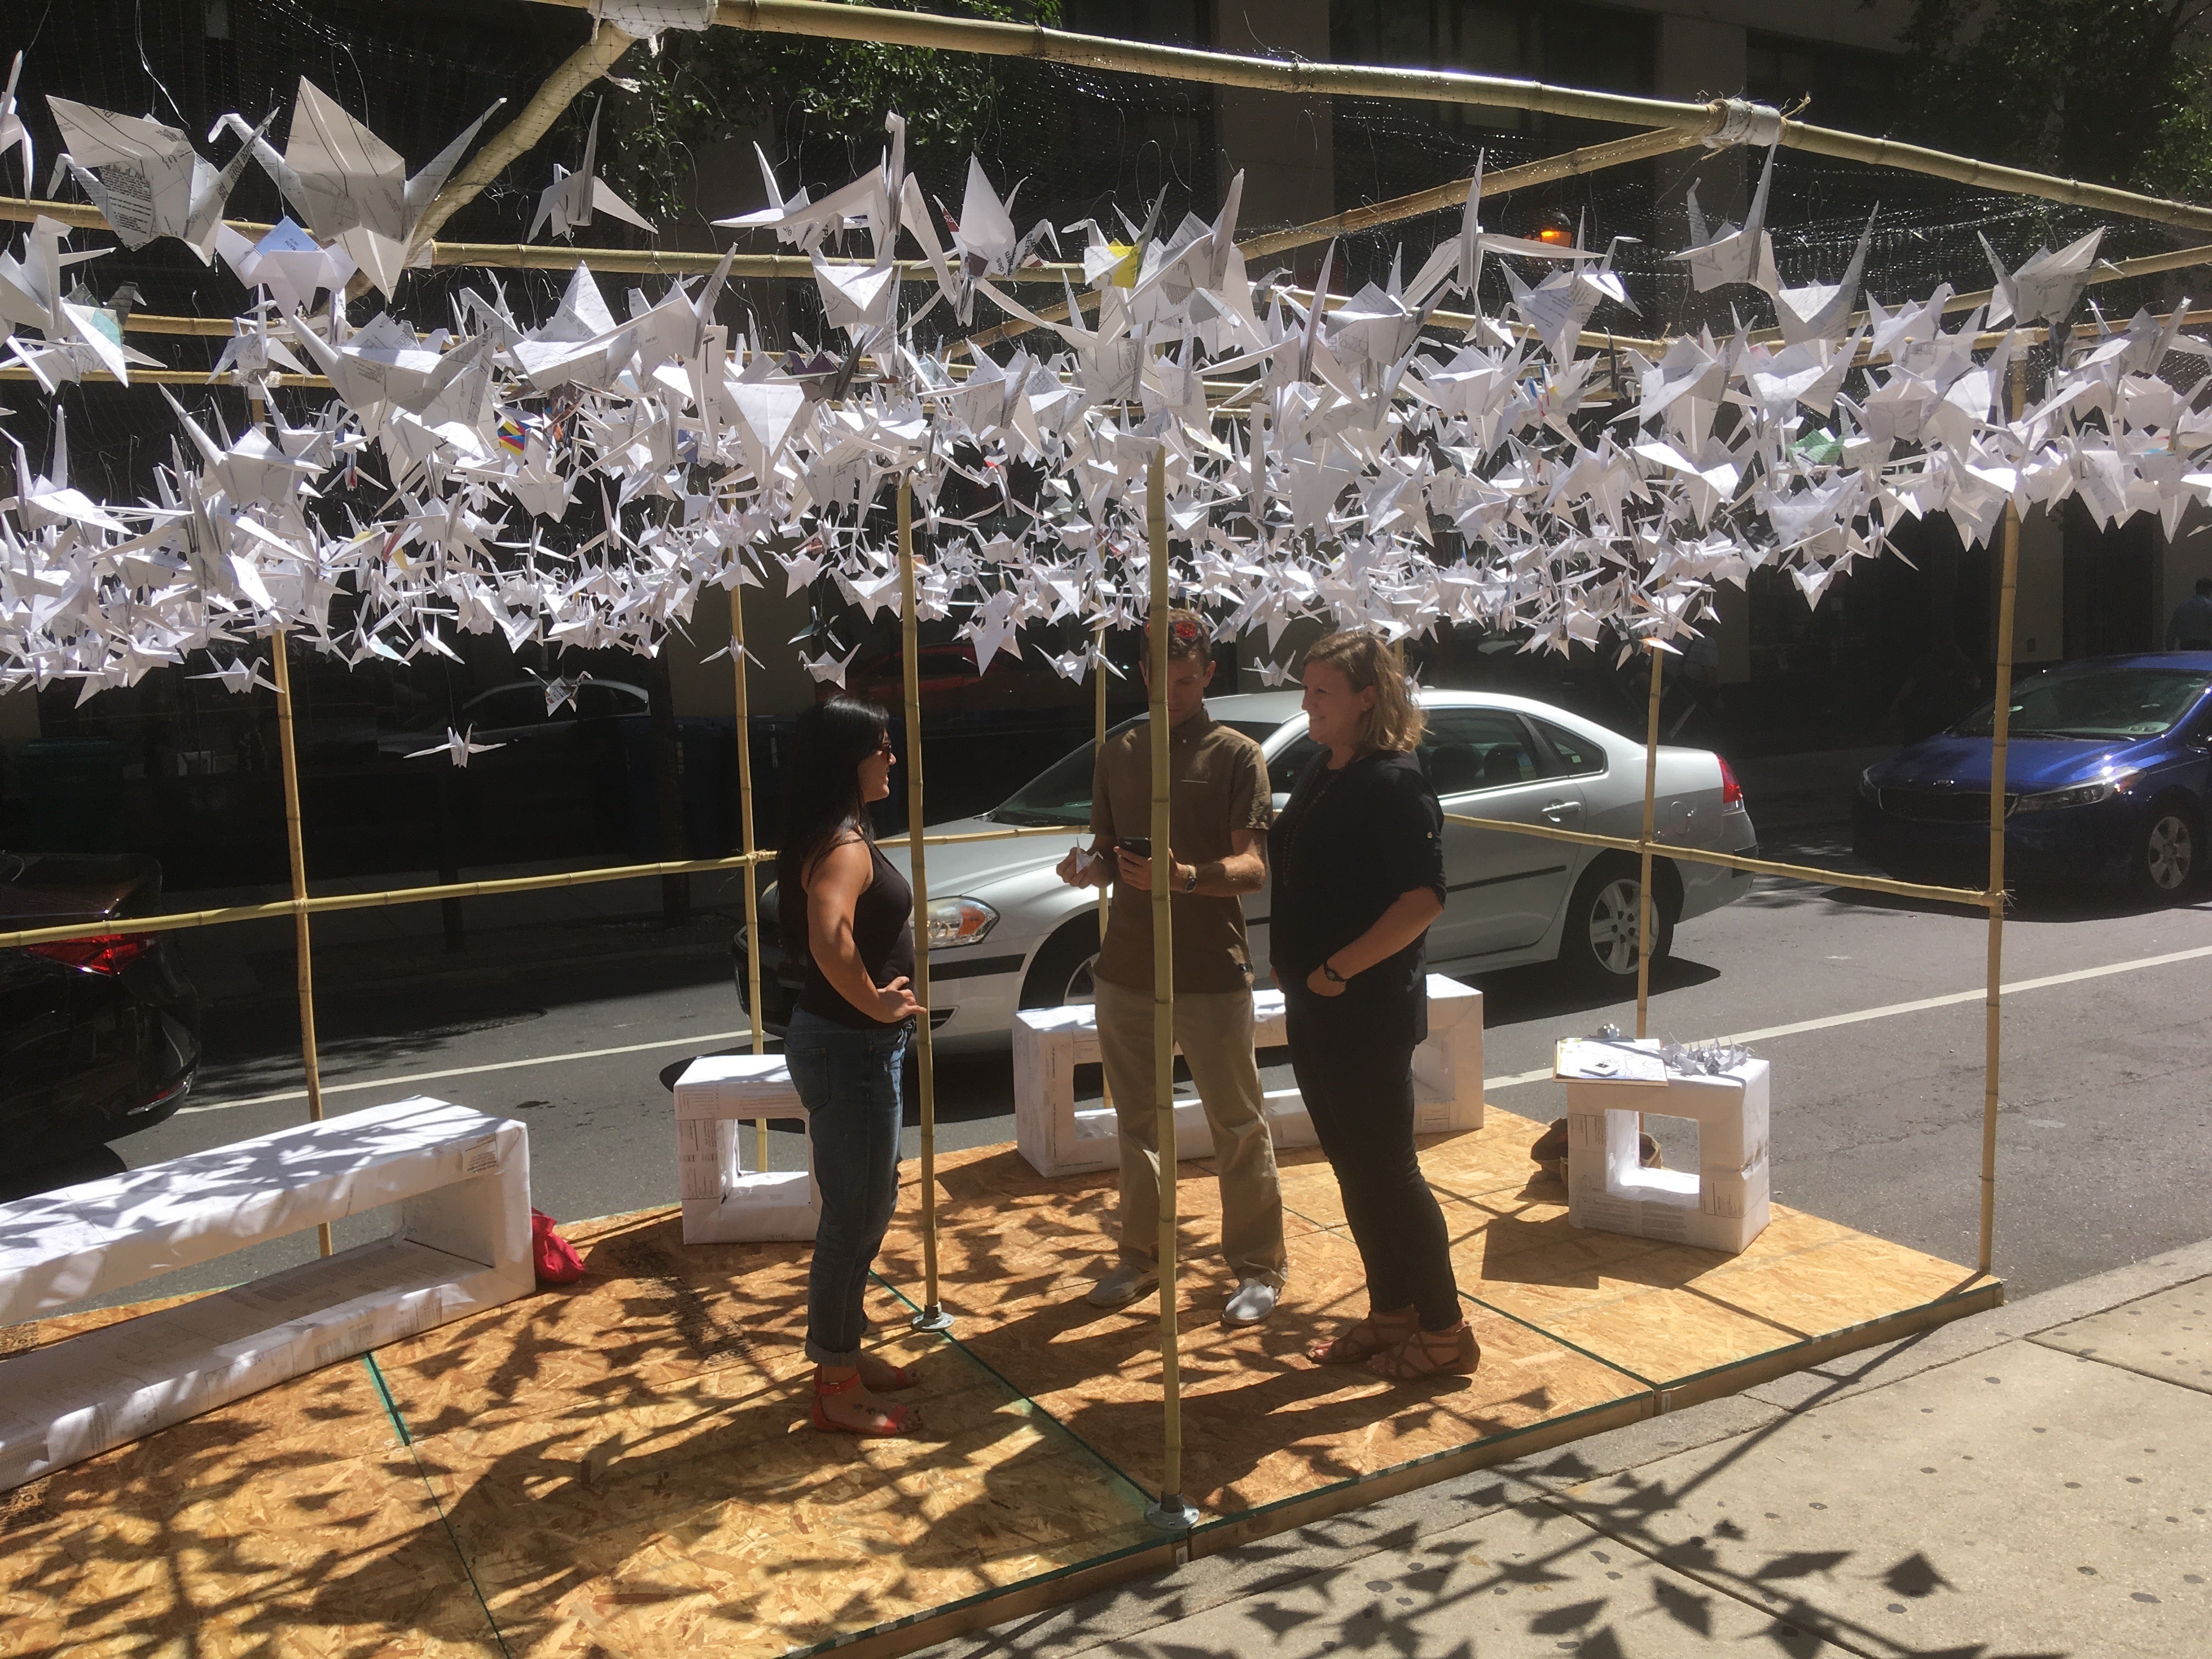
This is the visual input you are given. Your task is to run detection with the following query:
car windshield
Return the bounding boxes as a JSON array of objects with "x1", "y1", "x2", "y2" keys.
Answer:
[
  {"x1": 985, "y1": 716, "x2": 1285, "y2": 825},
  {"x1": 1952, "y1": 668, "x2": 2212, "y2": 740}
]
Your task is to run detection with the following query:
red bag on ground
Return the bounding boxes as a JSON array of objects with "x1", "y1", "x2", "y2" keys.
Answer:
[{"x1": 531, "y1": 1209, "x2": 587, "y2": 1285}]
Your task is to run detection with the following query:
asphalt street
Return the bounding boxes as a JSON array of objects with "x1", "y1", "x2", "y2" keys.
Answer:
[{"x1": 25, "y1": 823, "x2": 2212, "y2": 1314}]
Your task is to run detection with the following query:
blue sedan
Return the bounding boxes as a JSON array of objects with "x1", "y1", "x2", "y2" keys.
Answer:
[{"x1": 1854, "y1": 653, "x2": 2212, "y2": 897}]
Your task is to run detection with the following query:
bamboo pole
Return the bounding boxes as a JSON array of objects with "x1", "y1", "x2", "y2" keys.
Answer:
[
  {"x1": 1094, "y1": 620, "x2": 1113, "y2": 1119},
  {"x1": 1435, "y1": 812, "x2": 1987, "y2": 908},
  {"x1": 1238, "y1": 124, "x2": 1714, "y2": 259},
  {"x1": 1141, "y1": 447, "x2": 1195, "y2": 1532},
  {"x1": 898, "y1": 477, "x2": 952, "y2": 1335},
  {"x1": 267, "y1": 630, "x2": 334, "y2": 1259},
  {"x1": 1981, "y1": 361, "x2": 2027, "y2": 1277},
  {"x1": 408, "y1": 20, "x2": 639, "y2": 252},
  {"x1": 509, "y1": 0, "x2": 2212, "y2": 236},
  {"x1": 1635, "y1": 644, "x2": 1663, "y2": 1040},
  {"x1": 0, "y1": 809, "x2": 1989, "y2": 957},
  {"x1": 0, "y1": 197, "x2": 1082, "y2": 284},
  {"x1": 730, "y1": 583, "x2": 769, "y2": 1177}
]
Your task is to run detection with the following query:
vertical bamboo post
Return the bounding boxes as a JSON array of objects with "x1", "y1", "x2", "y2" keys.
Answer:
[
  {"x1": 1094, "y1": 619, "x2": 1112, "y2": 1115},
  {"x1": 730, "y1": 584, "x2": 768, "y2": 1176},
  {"x1": 899, "y1": 478, "x2": 953, "y2": 1335},
  {"x1": 1143, "y1": 447, "x2": 1195, "y2": 1532},
  {"x1": 268, "y1": 631, "x2": 334, "y2": 1259},
  {"x1": 1980, "y1": 360, "x2": 2027, "y2": 1277},
  {"x1": 1635, "y1": 641, "x2": 1664, "y2": 1040}
]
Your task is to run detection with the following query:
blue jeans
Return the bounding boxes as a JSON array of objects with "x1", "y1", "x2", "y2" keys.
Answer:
[{"x1": 783, "y1": 1007, "x2": 911, "y2": 1366}]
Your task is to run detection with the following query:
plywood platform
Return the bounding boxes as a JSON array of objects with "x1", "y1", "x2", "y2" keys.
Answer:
[{"x1": 0, "y1": 1107, "x2": 1997, "y2": 1658}]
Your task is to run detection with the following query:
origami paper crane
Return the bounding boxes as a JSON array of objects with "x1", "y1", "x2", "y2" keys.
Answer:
[
  {"x1": 1672, "y1": 143, "x2": 1781, "y2": 296},
  {"x1": 407, "y1": 726, "x2": 505, "y2": 766},
  {"x1": 47, "y1": 98, "x2": 274, "y2": 262},
  {"x1": 216, "y1": 77, "x2": 504, "y2": 297},
  {"x1": 1978, "y1": 227, "x2": 2106, "y2": 328},
  {"x1": 529, "y1": 100, "x2": 654, "y2": 243}
]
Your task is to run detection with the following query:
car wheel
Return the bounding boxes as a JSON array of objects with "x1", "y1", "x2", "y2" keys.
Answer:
[
  {"x1": 1559, "y1": 856, "x2": 1673, "y2": 985},
  {"x1": 2134, "y1": 800, "x2": 2199, "y2": 899},
  {"x1": 1019, "y1": 914, "x2": 1102, "y2": 1010}
]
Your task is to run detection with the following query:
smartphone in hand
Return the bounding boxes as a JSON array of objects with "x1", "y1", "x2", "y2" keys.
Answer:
[{"x1": 1118, "y1": 836, "x2": 1152, "y2": 859}]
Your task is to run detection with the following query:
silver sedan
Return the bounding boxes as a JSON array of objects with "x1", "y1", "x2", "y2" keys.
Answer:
[{"x1": 737, "y1": 689, "x2": 1758, "y2": 1054}]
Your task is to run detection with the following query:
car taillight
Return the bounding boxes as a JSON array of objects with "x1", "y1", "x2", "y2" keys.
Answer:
[
  {"x1": 1718, "y1": 758, "x2": 1743, "y2": 809},
  {"x1": 26, "y1": 932, "x2": 155, "y2": 974}
]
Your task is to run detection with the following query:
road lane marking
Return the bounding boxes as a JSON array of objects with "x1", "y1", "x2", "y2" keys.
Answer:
[
  {"x1": 177, "y1": 938, "x2": 2212, "y2": 1115},
  {"x1": 1482, "y1": 940, "x2": 2212, "y2": 1092},
  {"x1": 176, "y1": 1028, "x2": 754, "y2": 1114}
]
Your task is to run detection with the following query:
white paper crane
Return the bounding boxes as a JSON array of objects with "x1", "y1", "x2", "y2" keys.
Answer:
[
  {"x1": 0, "y1": 52, "x2": 33, "y2": 193},
  {"x1": 1978, "y1": 227, "x2": 2106, "y2": 328},
  {"x1": 216, "y1": 77, "x2": 504, "y2": 297},
  {"x1": 1673, "y1": 142, "x2": 1781, "y2": 296},
  {"x1": 407, "y1": 726, "x2": 505, "y2": 766},
  {"x1": 189, "y1": 656, "x2": 280, "y2": 695},
  {"x1": 46, "y1": 99, "x2": 274, "y2": 262},
  {"x1": 529, "y1": 100, "x2": 654, "y2": 242},
  {"x1": 798, "y1": 642, "x2": 859, "y2": 687}
]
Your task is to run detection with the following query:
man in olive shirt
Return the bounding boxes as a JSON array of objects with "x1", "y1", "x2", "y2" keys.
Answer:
[{"x1": 1054, "y1": 609, "x2": 1286, "y2": 1324}]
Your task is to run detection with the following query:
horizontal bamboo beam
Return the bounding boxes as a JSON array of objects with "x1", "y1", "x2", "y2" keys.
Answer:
[
  {"x1": 0, "y1": 821, "x2": 1081, "y2": 951},
  {"x1": 0, "y1": 851, "x2": 768, "y2": 951},
  {"x1": 0, "y1": 366, "x2": 334, "y2": 388},
  {"x1": 1440, "y1": 810, "x2": 1988, "y2": 907},
  {"x1": 425, "y1": 240, "x2": 1081, "y2": 281},
  {"x1": 534, "y1": 0, "x2": 2212, "y2": 236},
  {"x1": 0, "y1": 196, "x2": 1079, "y2": 283},
  {"x1": 1240, "y1": 123, "x2": 1716, "y2": 259}
]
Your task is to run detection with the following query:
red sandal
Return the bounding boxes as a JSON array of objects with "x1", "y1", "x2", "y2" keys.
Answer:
[
  {"x1": 864, "y1": 1361, "x2": 921, "y2": 1392},
  {"x1": 810, "y1": 1370, "x2": 921, "y2": 1437}
]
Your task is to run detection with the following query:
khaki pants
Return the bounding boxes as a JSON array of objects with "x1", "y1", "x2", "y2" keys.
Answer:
[{"x1": 1094, "y1": 977, "x2": 1287, "y2": 1289}]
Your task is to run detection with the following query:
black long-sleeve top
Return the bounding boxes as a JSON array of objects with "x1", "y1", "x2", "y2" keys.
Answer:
[{"x1": 1266, "y1": 748, "x2": 1447, "y2": 1044}]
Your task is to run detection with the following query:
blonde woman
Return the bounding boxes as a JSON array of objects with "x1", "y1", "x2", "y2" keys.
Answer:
[{"x1": 1268, "y1": 631, "x2": 1479, "y2": 1381}]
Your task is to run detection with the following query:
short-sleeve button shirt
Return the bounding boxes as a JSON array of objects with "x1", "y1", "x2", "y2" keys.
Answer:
[{"x1": 1090, "y1": 711, "x2": 1272, "y2": 995}]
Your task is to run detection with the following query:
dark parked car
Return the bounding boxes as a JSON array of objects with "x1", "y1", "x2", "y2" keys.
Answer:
[
  {"x1": 1855, "y1": 653, "x2": 2212, "y2": 896},
  {"x1": 1, "y1": 852, "x2": 200, "y2": 1160}
]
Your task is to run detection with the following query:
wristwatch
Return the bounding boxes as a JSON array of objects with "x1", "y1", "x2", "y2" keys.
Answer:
[
  {"x1": 1182, "y1": 864, "x2": 1199, "y2": 893},
  {"x1": 1321, "y1": 958, "x2": 1346, "y2": 983}
]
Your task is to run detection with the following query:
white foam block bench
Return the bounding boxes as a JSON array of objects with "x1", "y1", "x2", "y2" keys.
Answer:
[
  {"x1": 1013, "y1": 974, "x2": 1484, "y2": 1179},
  {"x1": 1563, "y1": 1046, "x2": 1771, "y2": 1255},
  {"x1": 0, "y1": 1096, "x2": 531, "y2": 1493},
  {"x1": 674, "y1": 1054, "x2": 821, "y2": 1244}
]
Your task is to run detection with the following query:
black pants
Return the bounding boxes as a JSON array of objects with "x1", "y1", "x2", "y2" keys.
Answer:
[{"x1": 1283, "y1": 985, "x2": 1462, "y2": 1331}]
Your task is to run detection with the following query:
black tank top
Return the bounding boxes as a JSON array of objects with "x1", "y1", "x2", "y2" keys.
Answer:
[{"x1": 784, "y1": 832, "x2": 916, "y2": 1029}]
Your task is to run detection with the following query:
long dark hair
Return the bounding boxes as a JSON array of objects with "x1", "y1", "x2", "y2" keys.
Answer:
[{"x1": 778, "y1": 696, "x2": 890, "y2": 890}]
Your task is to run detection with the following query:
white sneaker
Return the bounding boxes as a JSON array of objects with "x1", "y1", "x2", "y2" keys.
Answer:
[
  {"x1": 1222, "y1": 1278, "x2": 1279, "y2": 1325},
  {"x1": 1086, "y1": 1263, "x2": 1159, "y2": 1307}
]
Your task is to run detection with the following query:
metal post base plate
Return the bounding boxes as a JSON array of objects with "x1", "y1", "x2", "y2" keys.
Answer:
[
  {"x1": 910, "y1": 1304, "x2": 955, "y2": 1335},
  {"x1": 1144, "y1": 1492, "x2": 1201, "y2": 1532}
]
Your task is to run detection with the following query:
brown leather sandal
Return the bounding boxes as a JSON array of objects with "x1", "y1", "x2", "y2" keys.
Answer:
[
  {"x1": 1304, "y1": 1307, "x2": 1417, "y2": 1366},
  {"x1": 1365, "y1": 1322, "x2": 1481, "y2": 1381}
]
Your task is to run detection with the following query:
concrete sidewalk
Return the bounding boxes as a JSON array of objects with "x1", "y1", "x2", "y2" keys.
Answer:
[{"x1": 918, "y1": 1242, "x2": 2212, "y2": 1659}]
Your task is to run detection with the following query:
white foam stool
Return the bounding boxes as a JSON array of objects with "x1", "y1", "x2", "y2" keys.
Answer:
[
  {"x1": 1562, "y1": 1046, "x2": 1771, "y2": 1254},
  {"x1": 0, "y1": 1096, "x2": 532, "y2": 1493},
  {"x1": 674, "y1": 1054, "x2": 821, "y2": 1244},
  {"x1": 1014, "y1": 974, "x2": 1485, "y2": 1178}
]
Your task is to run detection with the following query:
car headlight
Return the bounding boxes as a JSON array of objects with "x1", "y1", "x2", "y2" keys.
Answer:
[
  {"x1": 1858, "y1": 766, "x2": 1880, "y2": 797},
  {"x1": 926, "y1": 897, "x2": 1000, "y2": 947},
  {"x1": 2011, "y1": 770, "x2": 2138, "y2": 813}
]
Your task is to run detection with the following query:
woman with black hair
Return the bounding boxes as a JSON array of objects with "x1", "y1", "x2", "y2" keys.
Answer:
[{"x1": 777, "y1": 695, "x2": 925, "y2": 1436}]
